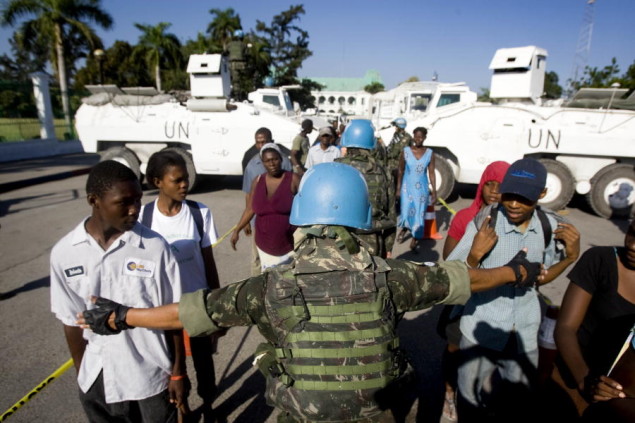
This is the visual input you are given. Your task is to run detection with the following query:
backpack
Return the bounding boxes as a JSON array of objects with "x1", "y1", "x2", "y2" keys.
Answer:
[{"x1": 141, "y1": 199, "x2": 204, "y2": 246}]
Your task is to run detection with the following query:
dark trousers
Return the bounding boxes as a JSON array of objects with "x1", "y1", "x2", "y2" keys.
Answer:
[
  {"x1": 79, "y1": 371, "x2": 177, "y2": 423},
  {"x1": 190, "y1": 335, "x2": 217, "y2": 404}
]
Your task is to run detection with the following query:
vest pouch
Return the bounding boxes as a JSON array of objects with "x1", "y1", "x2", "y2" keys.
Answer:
[{"x1": 253, "y1": 342, "x2": 293, "y2": 386}]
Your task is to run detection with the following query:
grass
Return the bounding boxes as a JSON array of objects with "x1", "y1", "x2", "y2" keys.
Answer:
[{"x1": 0, "y1": 118, "x2": 74, "y2": 142}]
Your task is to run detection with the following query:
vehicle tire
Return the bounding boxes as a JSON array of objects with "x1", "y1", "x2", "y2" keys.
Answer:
[
  {"x1": 538, "y1": 159, "x2": 575, "y2": 211},
  {"x1": 586, "y1": 164, "x2": 635, "y2": 219},
  {"x1": 101, "y1": 147, "x2": 142, "y2": 182},
  {"x1": 434, "y1": 154, "x2": 455, "y2": 201},
  {"x1": 162, "y1": 147, "x2": 198, "y2": 192}
]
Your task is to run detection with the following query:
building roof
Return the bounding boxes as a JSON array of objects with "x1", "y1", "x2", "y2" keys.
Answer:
[{"x1": 308, "y1": 70, "x2": 382, "y2": 92}]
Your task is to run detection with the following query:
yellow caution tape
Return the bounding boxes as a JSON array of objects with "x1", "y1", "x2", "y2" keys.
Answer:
[
  {"x1": 1, "y1": 358, "x2": 74, "y2": 421},
  {"x1": 212, "y1": 224, "x2": 237, "y2": 248},
  {"x1": 437, "y1": 197, "x2": 457, "y2": 216}
]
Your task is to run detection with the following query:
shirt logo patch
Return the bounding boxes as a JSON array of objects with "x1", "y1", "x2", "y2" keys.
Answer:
[
  {"x1": 64, "y1": 266, "x2": 84, "y2": 278},
  {"x1": 124, "y1": 258, "x2": 155, "y2": 278}
]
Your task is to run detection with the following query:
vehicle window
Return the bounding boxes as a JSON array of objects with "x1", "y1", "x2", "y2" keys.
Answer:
[
  {"x1": 263, "y1": 95, "x2": 281, "y2": 107},
  {"x1": 410, "y1": 93, "x2": 432, "y2": 112},
  {"x1": 437, "y1": 94, "x2": 460, "y2": 107}
]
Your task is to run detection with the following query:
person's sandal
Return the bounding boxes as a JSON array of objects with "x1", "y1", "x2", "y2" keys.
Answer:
[{"x1": 397, "y1": 229, "x2": 408, "y2": 244}]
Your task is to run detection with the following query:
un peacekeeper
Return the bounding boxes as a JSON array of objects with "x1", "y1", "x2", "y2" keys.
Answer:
[
  {"x1": 336, "y1": 119, "x2": 396, "y2": 259},
  {"x1": 385, "y1": 117, "x2": 412, "y2": 178},
  {"x1": 79, "y1": 163, "x2": 543, "y2": 423}
]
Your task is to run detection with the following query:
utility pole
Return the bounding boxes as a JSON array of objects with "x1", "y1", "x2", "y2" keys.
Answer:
[{"x1": 568, "y1": 0, "x2": 596, "y2": 97}]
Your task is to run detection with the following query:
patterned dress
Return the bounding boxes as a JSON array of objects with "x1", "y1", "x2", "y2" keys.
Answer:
[{"x1": 398, "y1": 146, "x2": 432, "y2": 239}]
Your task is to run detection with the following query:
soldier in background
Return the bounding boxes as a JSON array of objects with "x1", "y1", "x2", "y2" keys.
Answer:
[
  {"x1": 80, "y1": 163, "x2": 544, "y2": 423},
  {"x1": 336, "y1": 119, "x2": 396, "y2": 258},
  {"x1": 384, "y1": 117, "x2": 412, "y2": 220},
  {"x1": 227, "y1": 29, "x2": 247, "y2": 100}
]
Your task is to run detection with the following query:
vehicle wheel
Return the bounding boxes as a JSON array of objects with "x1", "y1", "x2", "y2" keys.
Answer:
[
  {"x1": 538, "y1": 159, "x2": 575, "y2": 211},
  {"x1": 101, "y1": 147, "x2": 142, "y2": 182},
  {"x1": 586, "y1": 164, "x2": 635, "y2": 218},
  {"x1": 434, "y1": 154, "x2": 455, "y2": 201},
  {"x1": 162, "y1": 147, "x2": 197, "y2": 192}
]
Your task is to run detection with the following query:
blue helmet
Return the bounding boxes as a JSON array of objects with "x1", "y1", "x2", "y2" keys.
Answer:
[
  {"x1": 340, "y1": 119, "x2": 376, "y2": 150},
  {"x1": 233, "y1": 29, "x2": 244, "y2": 38},
  {"x1": 392, "y1": 117, "x2": 407, "y2": 129},
  {"x1": 290, "y1": 163, "x2": 372, "y2": 230}
]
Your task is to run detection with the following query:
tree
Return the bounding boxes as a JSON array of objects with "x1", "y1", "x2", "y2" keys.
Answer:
[
  {"x1": 207, "y1": 8, "x2": 241, "y2": 53},
  {"x1": 74, "y1": 40, "x2": 154, "y2": 89},
  {"x1": 402, "y1": 76, "x2": 420, "y2": 84},
  {"x1": 364, "y1": 82, "x2": 384, "y2": 94},
  {"x1": 1, "y1": 0, "x2": 113, "y2": 128},
  {"x1": 133, "y1": 22, "x2": 182, "y2": 92},
  {"x1": 571, "y1": 57, "x2": 621, "y2": 91},
  {"x1": 543, "y1": 71, "x2": 563, "y2": 99},
  {"x1": 0, "y1": 32, "x2": 48, "y2": 81},
  {"x1": 477, "y1": 88, "x2": 491, "y2": 102},
  {"x1": 255, "y1": 5, "x2": 312, "y2": 86}
]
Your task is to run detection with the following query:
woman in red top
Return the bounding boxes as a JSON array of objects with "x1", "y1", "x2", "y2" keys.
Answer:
[{"x1": 231, "y1": 144, "x2": 301, "y2": 270}]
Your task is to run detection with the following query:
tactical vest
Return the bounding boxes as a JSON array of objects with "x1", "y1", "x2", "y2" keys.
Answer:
[
  {"x1": 336, "y1": 154, "x2": 394, "y2": 232},
  {"x1": 386, "y1": 131, "x2": 412, "y2": 171},
  {"x1": 258, "y1": 262, "x2": 403, "y2": 422}
]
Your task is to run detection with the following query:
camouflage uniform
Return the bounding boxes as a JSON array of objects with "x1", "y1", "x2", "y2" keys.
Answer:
[
  {"x1": 336, "y1": 149, "x2": 396, "y2": 257},
  {"x1": 179, "y1": 225, "x2": 470, "y2": 422},
  {"x1": 385, "y1": 130, "x2": 412, "y2": 177},
  {"x1": 292, "y1": 133, "x2": 311, "y2": 168}
]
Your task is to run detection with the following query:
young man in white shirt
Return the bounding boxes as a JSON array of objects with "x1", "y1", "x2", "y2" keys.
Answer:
[{"x1": 50, "y1": 160, "x2": 185, "y2": 422}]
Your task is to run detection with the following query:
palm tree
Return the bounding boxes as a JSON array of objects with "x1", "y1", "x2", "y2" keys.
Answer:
[
  {"x1": 1, "y1": 0, "x2": 113, "y2": 130},
  {"x1": 207, "y1": 8, "x2": 241, "y2": 52},
  {"x1": 133, "y1": 22, "x2": 182, "y2": 92}
]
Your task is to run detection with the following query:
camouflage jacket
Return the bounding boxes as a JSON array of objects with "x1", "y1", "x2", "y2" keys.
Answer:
[
  {"x1": 335, "y1": 149, "x2": 396, "y2": 232},
  {"x1": 179, "y1": 226, "x2": 470, "y2": 422},
  {"x1": 385, "y1": 131, "x2": 412, "y2": 172}
]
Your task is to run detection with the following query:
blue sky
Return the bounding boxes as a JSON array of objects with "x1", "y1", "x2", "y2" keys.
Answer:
[{"x1": 1, "y1": 0, "x2": 634, "y2": 92}]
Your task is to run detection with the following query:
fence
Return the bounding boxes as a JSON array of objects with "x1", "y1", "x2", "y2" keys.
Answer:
[{"x1": 0, "y1": 80, "x2": 87, "y2": 142}]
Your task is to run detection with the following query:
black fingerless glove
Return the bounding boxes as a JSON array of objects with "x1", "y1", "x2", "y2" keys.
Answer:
[
  {"x1": 83, "y1": 297, "x2": 133, "y2": 336},
  {"x1": 505, "y1": 250, "x2": 541, "y2": 288}
]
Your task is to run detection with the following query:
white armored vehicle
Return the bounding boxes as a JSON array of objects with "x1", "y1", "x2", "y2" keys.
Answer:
[
  {"x1": 384, "y1": 46, "x2": 634, "y2": 218},
  {"x1": 75, "y1": 54, "x2": 312, "y2": 188}
]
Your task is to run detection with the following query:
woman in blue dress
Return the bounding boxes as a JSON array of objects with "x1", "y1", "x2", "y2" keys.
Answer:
[{"x1": 396, "y1": 126, "x2": 437, "y2": 252}]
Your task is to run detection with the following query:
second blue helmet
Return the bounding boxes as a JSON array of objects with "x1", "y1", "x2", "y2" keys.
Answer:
[
  {"x1": 290, "y1": 162, "x2": 372, "y2": 230},
  {"x1": 392, "y1": 117, "x2": 407, "y2": 129},
  {"x1": 340, "y1": 119, "x2": 376, "y2": 150}
]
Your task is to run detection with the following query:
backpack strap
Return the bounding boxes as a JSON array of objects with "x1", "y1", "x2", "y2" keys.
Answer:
[
  {"x1": 472, "y1": 203, "x2": 498, "y2": 232},
  {"x1": 141, "y1": 199, "x2": 205, "y2": 247},
  {"x1": 535, "y1": 207, "x2": 552, "y2": 249},
  {"x1": 185, "y1": 199, "x2": 205, "y2": 246},
  {"x1": 141, "y1": 201, "x2": 155, "y2": 229}
]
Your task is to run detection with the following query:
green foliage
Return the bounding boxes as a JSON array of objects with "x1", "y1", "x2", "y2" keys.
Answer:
[
  {"x1": 477, "y1": 88, "x2": 491, "y2": 102},
  {"x1": 289, "y1": 78, "x2": 324, "y2": 110},
  {"x1": 133, "y1": 22, "x2": 183, "y2": 91},
  {"x1": 402, "y1": 76, "x2": 420, "y2": 84},
  {"x1": 207, "y1": 8, "x2": 241, "y2": 52},
  {"x1": 364, "y1": 82, "x2": 385, "y2": 94},
  {"x1": 255, "y1": 5, "x2": 312, "y2": 86},
  {"x1": 543, "y1": 71, "x2": 563, "y2": 99}
]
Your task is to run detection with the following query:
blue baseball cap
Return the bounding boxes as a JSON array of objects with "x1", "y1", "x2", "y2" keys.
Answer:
[{"x1": 499, "y1": 158, "x2": 547, "y2": 202}]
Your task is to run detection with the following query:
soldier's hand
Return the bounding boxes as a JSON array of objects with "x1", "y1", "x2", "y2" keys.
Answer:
[
  {"x1": 80, "y1": 296, "x2": 133, "y2": 335},
  {"x1": 505, "y1": 250, "x2": 544, "y2": 288}
]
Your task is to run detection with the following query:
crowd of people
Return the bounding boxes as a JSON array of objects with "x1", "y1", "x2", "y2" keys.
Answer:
[{"x1": 51, "y1": 117, "x2": 633, "y2": 423}]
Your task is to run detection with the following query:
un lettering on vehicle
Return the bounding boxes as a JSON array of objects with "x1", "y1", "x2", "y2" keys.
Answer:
[
  {"x1": 527, "y1": 128, "x2": 561, "y2": 150},
  {"x1": 164, "y1": 121, "x2": 190, "y2": 140}
]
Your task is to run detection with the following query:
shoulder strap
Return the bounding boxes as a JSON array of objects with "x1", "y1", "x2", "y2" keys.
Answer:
[
  {"x1": 185, "y1": 199, "x2": 205, "y2": 245},
  {"x1": 141, "y1": 201, "x2": 155, "y2": 229},
  {"x1": 535, "y1": 207, "x2": 553, "y2": 248}
]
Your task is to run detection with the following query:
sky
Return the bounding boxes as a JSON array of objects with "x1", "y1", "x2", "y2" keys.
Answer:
[{"x1": 1, "y1": 0, "x2": 634, "y2": 92}]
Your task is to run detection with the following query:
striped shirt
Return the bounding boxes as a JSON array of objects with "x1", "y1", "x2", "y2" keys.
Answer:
[{"x1": 447, "y1": 205, "x2": 562, "y2": 352}]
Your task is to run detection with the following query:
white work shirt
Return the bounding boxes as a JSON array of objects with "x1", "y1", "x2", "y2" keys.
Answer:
[
  {"x1": 304, "y1": 145, "x2": 341, "y2": 168},
  {"x1": 50, "y1": 220, "x2": 182, "y2": 403},
  {"x1": 140, "y1": 200, "x2": 218, "y2": 293}
]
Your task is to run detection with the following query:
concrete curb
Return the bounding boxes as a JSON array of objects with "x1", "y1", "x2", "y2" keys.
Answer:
[
  {"x1": 0, "y1": 167, "x2": 92, "y2": 194},
  {"x1": 0, "y1": 139, "x2": 84, "y2": 163}
]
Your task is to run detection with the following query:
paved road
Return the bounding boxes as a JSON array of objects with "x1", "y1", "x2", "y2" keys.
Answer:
[{"x1": 0, "y1": 160, "x2": 629, "y2": 422}]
